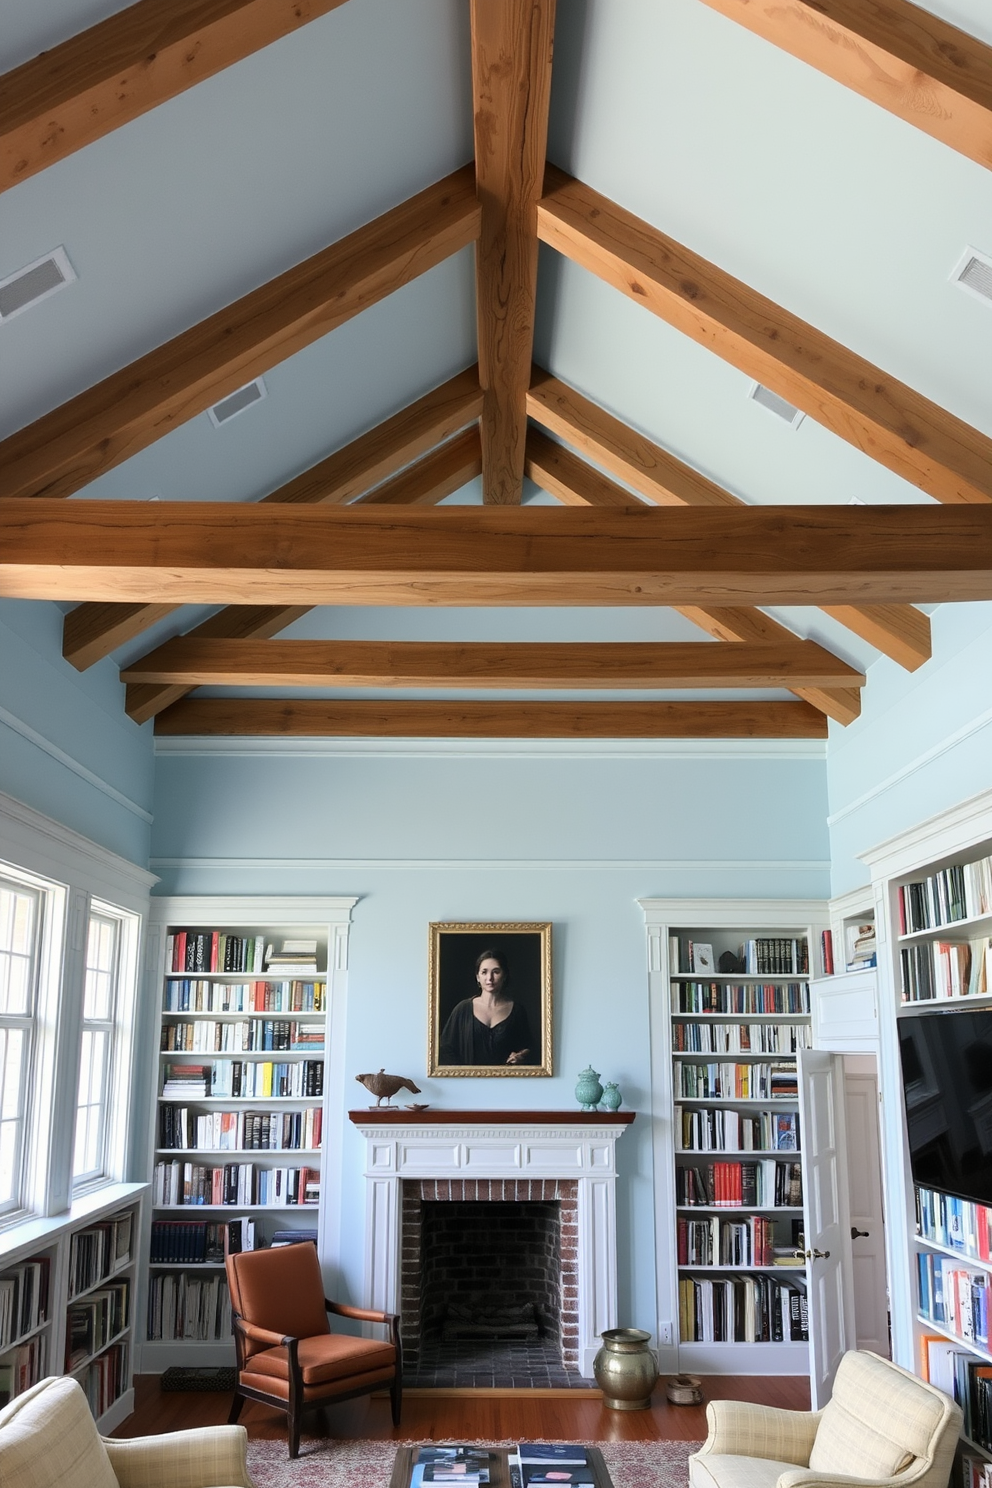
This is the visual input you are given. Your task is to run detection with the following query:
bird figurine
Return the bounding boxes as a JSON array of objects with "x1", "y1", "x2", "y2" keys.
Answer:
[{"x1": 356, "y1": 1069, "x2": 422, "y2": 1106}]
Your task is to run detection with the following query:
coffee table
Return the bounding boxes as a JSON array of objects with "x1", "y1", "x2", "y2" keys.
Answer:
[{"x1": 389, "y1": 1447, "x2": 613, "y2": 1488}]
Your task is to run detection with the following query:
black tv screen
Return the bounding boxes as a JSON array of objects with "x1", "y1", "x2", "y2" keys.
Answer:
[{"x1": 899, "y1": 1009, "x2": 992, "y2": 1207}]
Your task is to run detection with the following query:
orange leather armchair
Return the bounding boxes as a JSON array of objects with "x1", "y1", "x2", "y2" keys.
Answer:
[{"x1": 225, "y1": 1242, "x2": 401, "y2": 1458}]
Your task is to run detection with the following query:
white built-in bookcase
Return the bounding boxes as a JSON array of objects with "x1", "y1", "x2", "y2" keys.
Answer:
[
  {"x1": 139, "y1": 897, "x2": 356, "y2": 1371},
  {"x1": 641, "y1": 898, "x2": 828, "y2": 1381}
]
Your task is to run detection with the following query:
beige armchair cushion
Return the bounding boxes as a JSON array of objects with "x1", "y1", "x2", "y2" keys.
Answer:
[
  {"x1": 808, "y1": 1352, "x2": 941, "y2": 1478},
  {"x1": 0, "y1": 1376, "x2": 119, "y2": 1488}
]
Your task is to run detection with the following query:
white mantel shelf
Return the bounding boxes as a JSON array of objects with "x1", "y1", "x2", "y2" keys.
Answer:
[{"x1": 349, "y1": 1109, "x2": 635, "y2": 1378}]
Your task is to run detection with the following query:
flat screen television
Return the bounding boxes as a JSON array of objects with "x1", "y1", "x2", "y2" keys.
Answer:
[{"x1": 899, "y1": 1008, "x2": 992, "y2": 1206}]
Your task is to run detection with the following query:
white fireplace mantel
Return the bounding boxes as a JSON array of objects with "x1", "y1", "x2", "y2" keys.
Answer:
[{"x1": 348, "y1": 1109, "x2": 635, "y2": 1377}]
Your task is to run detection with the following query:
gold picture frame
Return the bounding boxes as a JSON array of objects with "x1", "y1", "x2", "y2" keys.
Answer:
[{"x1": 428, "y1": 921, "x2": 552, "y2": 1077}]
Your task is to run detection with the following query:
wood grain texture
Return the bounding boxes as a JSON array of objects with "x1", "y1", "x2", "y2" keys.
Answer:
[
  {"x1": 472, "y1": 0, "x2": 556, "y2": 504},
  {"x1": 0, "y1": 0, "x2": 350, "y2": 191},
  {"x1": 0, "y1": 166, "x2": 480, "y2": 501},
  {"x1": 122, "y1": 636, "x2": 862, "y2": 688},
  {"x1": 6, "y1": 501, "x2": 990, "y2": 606},
  {"x1": 62, "y1": 370, "x2": 482, "y2": 671},
  {"x1": 528, "y1": 368, "x2": 930, "y2": 672},
  {"x1": 352, "y1": 426, "x2": 481, "y2": 504},
  {"x1": 153, "y1": 697, "x2": 829, "y2": 738},
  {"x1": 537, "y1": 168, "x2": 992, "y2": 507},
  {"x1": 697, "y1": 0, "x2": 992, "y2": 171}
]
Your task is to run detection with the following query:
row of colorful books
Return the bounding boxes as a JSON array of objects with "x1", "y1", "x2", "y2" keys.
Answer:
[
  {"x1": 164, "y1": 979, "x2": 325, "y2": 1013},
  {"x1": 677, "y1": 1215, "x2": 790, "y2": 1268},
  {"x1": 676, "y1": 1158, "x2": 802, "y2": 1209},
  {"x1": 153, "y1": 1160, "x2": 319, "y2": 1207},
  {"x1": 146, "y1": 1272, "x2": 233, "y2": 1342},
  {"x1": 168, "y1": 931, "x2": 266, "y2": 975},
  {"x1": 901, "y1": 938, "x2": 992, "y2": 1001},
  {"x1": 918, "y1": 1251, "x2": 990, "y2": 1347},
  {"x1": 676, "y1": 1061, "x2": 798, "y2": 1101},
  {"x1": 672, "y1": 1022, "x2": 811, "y2": 1054},
  {"x1": 917, "y1": 1185, "x2": 992, "y2": 1262},
  {"x1": 159, "y1": 1106, "x2": 322, "y2": 1152},
  {"x1": 678, "y1": 1274, "x2": 808, "y2": 1343},
  {"x1": 409, "y1": 1444, "x2": 597, "y2": 1488},
  {"x1": 161, "y1": 1060, "x2": 324, "y2": 1099},
  {"x1": 921, "y1": 1334, "x2": 992, "y2": 1452},
  {"x1": 161, "y1": 1019, "x2": 324, "y2": 1052},
  {"x1": 675, "y1": 1106, "x2": 799, "y2": 1153},
  {"x1": 673, "y1": 984, "x2": 810, "y2": 1015},
  {"x1": 0, "y1": 1333, "x2": 49, "y2": 1408},
  {"x1": 77, "y1": 1340, "x2": 128, "y2": 1420},
  {"x1": 0, "y1": 1256, "x2": 49, "y2": 1350},
  {"x1": 65, "y1": 1280, "x2": 129, "y2": 1370},
  {"x1": 898, "y1": 857, "x2": 992, "y2": 935}
]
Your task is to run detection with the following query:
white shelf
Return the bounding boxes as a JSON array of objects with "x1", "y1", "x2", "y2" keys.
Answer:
[
  {"x1": 154, "y1": 1204, "x2": 318, "y2": 1213},
  {"x1": 68, "y1": 1324, "x2": 131, "y2": 1378},
  {"x1": 677, "y1": 1206, "x2": 802, "y2": 1214},
  {"x1": 0, "y1": 1317, "x2": 52, "y2": 1356},
  {"x1": 162, "y1": 1011, "x2": 324, "y2": 1019},
  {"x1": 671, "y1": 974, "x2": 809, "y2": 982},
  {"x1": 160, "y1": 1051, "x2": 323, "y2": 1059},
  {"x1": 673, "y1": 1012, "x2": 810, "y2": 1020},
  {"x1": 676, "y1": 1098, "x2": 799, "y2": 1107},
  {"x1": 678, "y1": 1264, "x2": 807, "y2": 1274},
  {"x1": 671, "y1": 1051, "x2": 801, "y2": 1060},
  {"x1": 166, "y1": 971, "x2": 326, "y2": 981},
  {"x1": 961, "y1": 1434, "x2": 992, "y2": 1464},
  {"x1": 156, "y1": 1148, "x2": 320, "y2": 1157},
  {"x1": 676, "y1": 1340, "x2": 809, "y2": 1374},
  {"x1": 916, "y1": 1313, "x2": 992, "y2": 1366},
  {"x1": 899, "y1": 994, "x2": 992, "y2": 1016},
  {"x1": 148, "y1": 1262, "x2": 226, "y2": 1270},
  {"x1": 914, "y1": 1234, "x2": 992, "y2": 1277},
  {"x1": 676, "y1": 1148, "x2": 802, "y2": 1156},
  {"x1": 898, "y1": 911, "x2": 992, "y2": 945}
]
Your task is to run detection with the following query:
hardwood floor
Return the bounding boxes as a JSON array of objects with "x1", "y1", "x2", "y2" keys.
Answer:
[{"x1": 113, "y1": 1374, "x2": 811, "y2": 1444}]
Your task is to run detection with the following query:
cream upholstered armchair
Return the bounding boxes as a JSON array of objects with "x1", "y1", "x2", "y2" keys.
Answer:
[
  {"x1": 689, "y1": 1351, "x2": 962, "y2": 1488},
  {"x1": 0, "y1": 1376, "x2": 255, "y2": 1488}
]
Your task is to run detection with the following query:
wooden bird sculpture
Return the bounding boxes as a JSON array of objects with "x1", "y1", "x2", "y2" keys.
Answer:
[{"x1": 356, "y1": 1069, "x2": 422, "y2": 1106}]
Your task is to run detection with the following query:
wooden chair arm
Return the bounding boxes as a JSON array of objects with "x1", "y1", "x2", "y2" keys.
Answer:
[
  {"x1": 235, "y1": 1317, "x2": 295, "y2": 1348},
  {"x1": 326, "y1": 1300, "x2": 398, "y2": 1327}
]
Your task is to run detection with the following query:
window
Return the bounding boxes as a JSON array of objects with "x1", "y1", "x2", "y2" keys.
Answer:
[
  {"x1": 72, "y1": 912, "x2": 120, "y2": 1187},
  {"x1": 0, "y1": 878, "x2": 40, "y2": 1214}
]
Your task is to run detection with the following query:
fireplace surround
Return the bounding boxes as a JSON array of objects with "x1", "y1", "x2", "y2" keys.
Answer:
[{"x1": 348, "y1": 1110, "x2": 634, "y2": 1377}]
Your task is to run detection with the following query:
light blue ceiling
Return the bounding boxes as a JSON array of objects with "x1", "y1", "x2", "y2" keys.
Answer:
[{"x1": 2, "y1": 0, "x2": 991, "y2": 717}]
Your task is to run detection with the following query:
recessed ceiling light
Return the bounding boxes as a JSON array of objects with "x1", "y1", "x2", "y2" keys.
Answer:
[
  {"x1": 748, "y1": 381, "x2": 805, "y2": 429},
  {"x1": 208, "y1": 378, "x2": 267, "y2": 428},
  {"x1": 951, "y1": 245, "x2": 992, "y2": 307},
  {"x1": 0, "y1": 247, "x2": 76, "y2": 322}
]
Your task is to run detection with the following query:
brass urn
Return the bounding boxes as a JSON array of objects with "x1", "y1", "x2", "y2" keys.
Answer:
[{"x1": 592, "y1": 1327, "x2": 659, "y2": 1410}]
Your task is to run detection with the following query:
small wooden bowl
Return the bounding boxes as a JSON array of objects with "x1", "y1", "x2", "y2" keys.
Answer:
[
  {"x1": 666, "y1": 1374, "x2": 703, "y2": 1405},
  {"x1": 406, "y1": 1103, "x2": 430, "y2": 1110}
]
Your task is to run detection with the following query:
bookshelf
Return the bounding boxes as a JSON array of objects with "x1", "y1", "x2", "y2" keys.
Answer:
[
  {"x1": 140, "y1": 897, "x2": 356, "y2": 1371},
  {"x1": 0, "y1": 1185, "x2": 145, "y2": 1432},
  {"x1": 641, "y1": 898, "x2": 827, "y2": 1380},
  {"x1": 861, "y1": 787, "x2": 992, "y2": 1484}
]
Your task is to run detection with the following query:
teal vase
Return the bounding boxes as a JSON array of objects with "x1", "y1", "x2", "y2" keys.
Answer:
[
  {"x1": 601, "y1": 1081, "x2": 622, "y2": 1111},
  {"x1": 575, "y1": 1066, "x2": 604, "y2": 1111}
]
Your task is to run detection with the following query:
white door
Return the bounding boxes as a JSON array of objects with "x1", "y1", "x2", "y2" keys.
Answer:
[
  {"x1": 799, "y1": 1049, "x2": 857, "y2": 1407},
  {"x1": 844, "y1": 1059, "x2": 890, "y2": 1356}
]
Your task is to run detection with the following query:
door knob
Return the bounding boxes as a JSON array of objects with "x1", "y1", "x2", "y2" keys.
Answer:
[
  {"x1": 803, "y1": 1248, "x2": 831, "y2": 1260},
  {"x1": 851, "y1": 1227, "x2": 869, "y2": 1240}
]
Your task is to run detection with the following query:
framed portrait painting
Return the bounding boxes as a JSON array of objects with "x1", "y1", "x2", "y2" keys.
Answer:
[{"x1": 428, "y1": 922, "x2": 552, "y2": 1077}]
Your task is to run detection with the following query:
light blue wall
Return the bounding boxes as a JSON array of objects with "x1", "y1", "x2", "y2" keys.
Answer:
[
  {"x1": 827, "y1": 602, "x2": 992, "y2": 895},
  {"x1": 0, "y1": 600, "x2": 154, "y2": 866},
  {"x1": 151, "y1": 744, "x2": 830, "y2": 1326}
]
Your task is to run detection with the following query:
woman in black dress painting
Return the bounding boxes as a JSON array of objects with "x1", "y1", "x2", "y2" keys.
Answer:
[{"x1": 439, "y1": 947, "x2": 535, "y2": 1067}]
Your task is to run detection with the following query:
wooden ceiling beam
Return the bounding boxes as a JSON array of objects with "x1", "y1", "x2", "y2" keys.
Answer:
[
  {"x1": 0, "y1": 166, "x2": 479, "y2": 502},
  {"x1": 528, "y1": 369, "x2": 931, "y2": 671},
  {"x1": 0, "y1": 0, "x2": 350, "y2": 193},
  {"x1": 352, "y1": 426, "x2": 481, "y2": 505},
  {"x1": 61, "y1": 368, "x2": 482, "y2": 670},
  {"x1": 153, "y1": 697, "x2": 828, "y2": 739},
  {"x1": 122, "y1": 636, "x2": 863, "y2": 689},
  {"x1": 537, "y1": 168, "x2": 992, "y2": 508},
  {"x1": 5, "y1": 501, "x2": 989, "y2": 606},
  {"x1": 471, "y1": 0, "x2": 556, "y2": 505},
  {"x1": 525, "y1": 428, "x2": 860, "y2": 723},
  {"x1": 697, "y1": 0, "x2": 992, "y2": 172}
]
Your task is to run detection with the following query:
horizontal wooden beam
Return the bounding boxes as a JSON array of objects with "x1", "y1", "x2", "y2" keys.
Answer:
[
  {"x1": 5, "y1": 502, "x2": 990, "y2": 606},
  {"x1": 122, "y1": 636, "x2": 863, "y2": 689},
  {"x1": 153, "y1": 697, "x2": 828, "y2": 738},
  {"x1": 0, "y1": 0, "x2": 349, "y2": 192},
  {"x1": 352, "y1": 426, "x2": 481, "y2": 505},
  {"x1": 0, "y1": 166, "x2": 479, "y2": 502},
  {"x1": 527, "y1": 369, "x2": 931, "y2": 672},
  {"x1": 62, "y1": 368, "x2": 481, "y2": 670},
  {"x1": 537, "y1": 168, "x2": 992, "y2": 507},
  {"x1": 697, "y1": 0, "x2": 992, "y2": 172}
]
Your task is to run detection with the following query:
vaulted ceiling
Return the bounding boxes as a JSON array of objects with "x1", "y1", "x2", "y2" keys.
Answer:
[{"x1": 1, "y1": 0, "x2": 991, "y2": 741}]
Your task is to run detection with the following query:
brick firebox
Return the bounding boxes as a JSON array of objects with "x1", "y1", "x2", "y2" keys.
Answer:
[{"x1": 400, "y1": 1178, "x2": 580, "y2": 1369}]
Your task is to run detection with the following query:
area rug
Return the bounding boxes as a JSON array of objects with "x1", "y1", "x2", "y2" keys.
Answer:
[{"x1": 245, "y1": 1438, "x2": 703, "y2": 1488}]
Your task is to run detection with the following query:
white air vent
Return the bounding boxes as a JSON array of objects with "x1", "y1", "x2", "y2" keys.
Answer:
[
  {"x1": 748, "y1": 381, "x2": 805, "y2": 428},
  {"x1": 0, "y1": 247, "x2": 76, "y2": 322},
  {"x1": 952, "y1": 245, "x2": 992, "y2": 306},
  {"x1": 208, "y1": 378, "x2": 267, "y2": 428}
]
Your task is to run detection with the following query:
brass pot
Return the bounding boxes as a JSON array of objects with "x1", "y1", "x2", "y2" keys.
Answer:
[{"x1": 592, "y1": 1327, "x2": 659, "y2": 1410}]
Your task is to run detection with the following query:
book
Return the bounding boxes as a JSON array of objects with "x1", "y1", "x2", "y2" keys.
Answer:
[{"x1": 518, "y1": 1448, "x2": 589, "y2": 1465}]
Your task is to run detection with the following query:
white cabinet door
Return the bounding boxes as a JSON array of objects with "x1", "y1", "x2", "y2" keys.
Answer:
[
  {"x1": 799, "y1": 1049, "x2": 857, "y2": 1407},
  {"x1": 844, "y1": 1065, "x2": 890, "y2": 1356}
]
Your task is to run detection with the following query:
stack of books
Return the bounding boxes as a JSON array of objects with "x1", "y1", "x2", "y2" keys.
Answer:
[
  {"x1": 264, "y1": 940, "x2": 321, "y2": 976},
  {"x1": 410, "y1": 1448, "x2": 492, "y2": 1488},
  {"x1": 511, "y1": 1447, "x2": 594, "y2": 1488}
]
